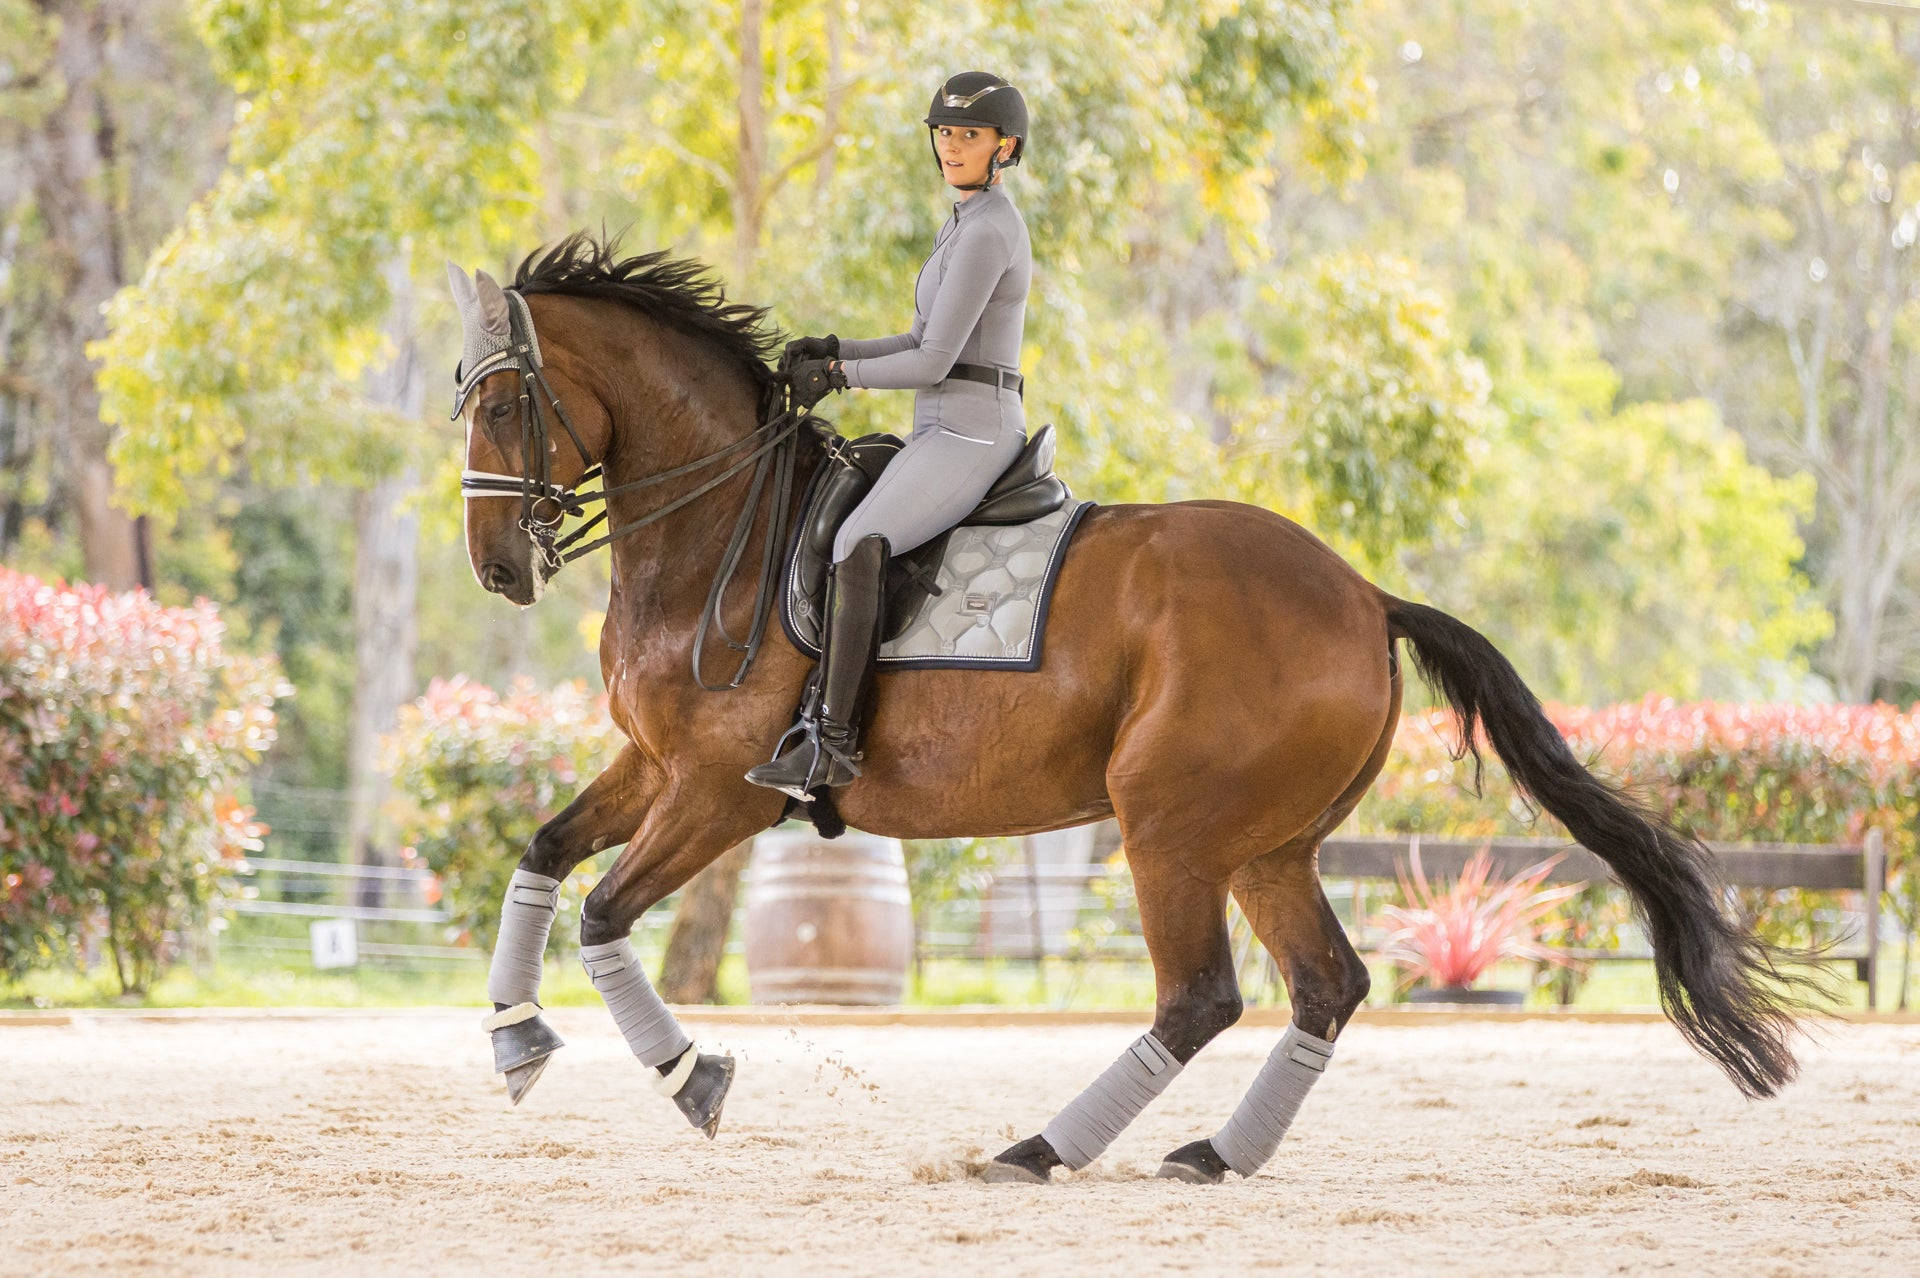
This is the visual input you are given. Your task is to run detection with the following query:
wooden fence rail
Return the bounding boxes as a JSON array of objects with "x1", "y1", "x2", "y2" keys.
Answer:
[{"x1": 1318, "y1": 830, "x2": 1888, "y2": 1008}]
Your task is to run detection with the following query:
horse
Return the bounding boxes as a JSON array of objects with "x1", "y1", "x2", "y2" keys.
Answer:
[{"x1": 447, "y1": 232, "x2": 1806, "y2": 1185}]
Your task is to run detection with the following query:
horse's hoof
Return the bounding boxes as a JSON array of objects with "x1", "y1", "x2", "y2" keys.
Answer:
[
  {"x1": 503, "y1": 1055, "x2": 551, "y2": 1107},
  {"x1": 673, "y1": 1052, "x2": 735, "y2": 1139},
  {"x1": 489, "y1": 1011, "x2": 564, "y2": 1107},
  {"x1": 978, "y1": 1159, "x2": 1050, "y2": 1185},
  {"x1": 980, "y1": 1133, "x2": 1060, "y2": 1184},
  {"x1": 1155, "y1": 1138, "x2": 1229, "y2": 1185}
]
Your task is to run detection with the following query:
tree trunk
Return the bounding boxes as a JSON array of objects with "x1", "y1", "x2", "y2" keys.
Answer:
[
  {"x1": 729, "y1": 0, "x2": 768, "y2": 289},
  {"x1": 657, "y1": 837, "x2": 756, "y2": 1003},
  {"x1": 662, "y1": 0, "x2": 780, "y2": 997},
  {"x1": 27, "y1": 0, "x2": 148, "y2": 590},
  {"x1": 347, "y1": 259, "x2": 424, "y2": 893}
]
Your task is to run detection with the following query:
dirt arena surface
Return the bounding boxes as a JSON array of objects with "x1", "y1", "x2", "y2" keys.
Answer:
[{"x1": 4, "y1": 1011, "x2": 1918, "y2": 1275}]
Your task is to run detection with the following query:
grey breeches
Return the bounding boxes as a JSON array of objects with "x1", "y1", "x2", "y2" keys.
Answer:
[{"x1": 832, "y1": 424, "x2": 1025, "y2": 563}]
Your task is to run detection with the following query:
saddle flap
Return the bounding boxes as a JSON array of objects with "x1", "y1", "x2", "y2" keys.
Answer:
[
  {"x1": 786, "y1": 426, "x2": 1070, "y2": 651},
  {"x1": 789, "y1": 433, "x2": 926, "y2": 649}
]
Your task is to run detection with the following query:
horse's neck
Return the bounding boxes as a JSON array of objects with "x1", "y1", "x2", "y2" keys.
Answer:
[{"x1": 596, "y1": 357, "x2": 810, "y2": 679}]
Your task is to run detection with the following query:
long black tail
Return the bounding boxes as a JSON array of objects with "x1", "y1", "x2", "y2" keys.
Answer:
[{"x1": 1385, "y1": 597, "x2": 1809, "y2": 1098}]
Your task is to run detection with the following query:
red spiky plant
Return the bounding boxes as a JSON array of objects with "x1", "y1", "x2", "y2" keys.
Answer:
[{"x1": 1374, "y1": 842, "x2": 1583, "y2": 991}]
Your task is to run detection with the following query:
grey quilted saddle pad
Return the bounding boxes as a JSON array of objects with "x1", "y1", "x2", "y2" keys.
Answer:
[{"x1": 782, "y1": 499, "x2": 1093, "y2": 671}]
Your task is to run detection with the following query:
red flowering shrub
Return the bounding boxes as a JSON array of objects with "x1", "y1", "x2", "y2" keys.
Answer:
[
  {"x1": 1354, "y1": 697, "x2": 1920, "y2": 963},
  {"x1": 0, "y1": 568, "x2": 284, "y2": 992},
  {"x1": 381, "y1": 676, "x2": 620, "y2": 955},
  {"x1": 1358, "y1": 697, "x2": 1920, "y2": 851}
]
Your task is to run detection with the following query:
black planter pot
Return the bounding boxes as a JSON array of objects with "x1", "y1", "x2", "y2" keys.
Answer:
[{"x1": 1405, "y1": 986, "x2": 1527, "y2": 1007}]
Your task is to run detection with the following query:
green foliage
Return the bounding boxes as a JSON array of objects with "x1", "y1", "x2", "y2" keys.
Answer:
[
  {"x1": 1182, "y1": 0, "x2": 1362, "y2": 187},
  {"x1": 96, "y1": 0, "x2": 597, "y2": 521},
  {"x1": 0, "y1": 568, "x2": 285, "y2": 992},
  {"x1": 0, "y1": 1, "x2": 62, "y2": 127},
  {"x1": 1415, "y1": 396, "x2": 1830, "y2": 703},
  {"x1": 1222, "y1": 251, "x2": 1491, "y2": 568},
  {"x1": 381, "y1": 676, "x2": 620, "y2": 953},
  {"x1": 901, "y1": 837, "x2": 999, "y2": 940}
]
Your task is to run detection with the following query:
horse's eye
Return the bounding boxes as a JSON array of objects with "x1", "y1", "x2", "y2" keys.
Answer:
[{"x1": 486, "y1": 400, "x2": 515, "y2": 423}]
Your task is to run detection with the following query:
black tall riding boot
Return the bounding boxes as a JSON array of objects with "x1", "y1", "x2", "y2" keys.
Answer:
[{"x1": 745, "y1": 533, "x2": 887, "y2": 798}]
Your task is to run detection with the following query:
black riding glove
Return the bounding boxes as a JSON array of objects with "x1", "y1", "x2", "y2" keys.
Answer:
[
  {"x1": 788, "y1": 358, "x2": 849, "y2": 410},
  {"x1": 781, "y1": 334, "x2": 839, "y2": 373}
]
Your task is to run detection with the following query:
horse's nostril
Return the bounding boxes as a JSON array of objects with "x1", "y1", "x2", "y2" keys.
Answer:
[{"x1": 482, "y1": 562, "x2": 516, "y2": 593}]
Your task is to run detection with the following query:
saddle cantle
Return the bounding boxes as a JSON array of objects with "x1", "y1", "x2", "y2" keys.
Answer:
[{"x1": 786, "y1": 424, "x2": 1072, "y2": 649}]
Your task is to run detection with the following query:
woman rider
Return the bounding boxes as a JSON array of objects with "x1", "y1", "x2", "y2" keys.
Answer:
[{"x1": 746, "y1": 70, "x2": 1033, "y2": 797}]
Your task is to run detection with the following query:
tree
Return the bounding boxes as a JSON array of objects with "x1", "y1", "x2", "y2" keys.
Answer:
[
  {"x1": 1204, "y1": 0, "x2": 1839, "y2": 700},
  {"x1": 2, "y1": 0, "x2": 231, "y2": 588},
  {"x1": 95, "y1": 1, "x2": 607, "y2": 876},
  {"x1": 1623, "y1": 2, "x2": 1920, "y2": 698}
]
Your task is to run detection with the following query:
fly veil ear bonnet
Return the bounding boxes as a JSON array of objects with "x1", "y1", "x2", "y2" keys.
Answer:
[{"x1": 447, "y1": 262, "x2": 544, "y2": 420}]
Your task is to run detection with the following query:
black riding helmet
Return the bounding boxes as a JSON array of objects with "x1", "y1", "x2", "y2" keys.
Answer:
[{"x1": 924, "y1": 71, "x2": 1027, "y2": 192}]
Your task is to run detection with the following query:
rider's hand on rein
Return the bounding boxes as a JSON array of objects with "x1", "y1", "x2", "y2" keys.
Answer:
[
  {"x1": 780, "y1": 334, "x2": 839, "y2": 373},
  {"x1": 787, "y1": 357, "x2": 848, "y2": 411}
]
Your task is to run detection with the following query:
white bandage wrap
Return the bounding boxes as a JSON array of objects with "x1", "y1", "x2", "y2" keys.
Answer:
[
  {"x1": 487, "y1": 869, "x2": 562, "y2": 1007},
  {"x1": 651, "y1": 1045, "x2": 699, "y2": 1097},
  {"x1": 1208, "y1": 1024, "x2": 1335, "y2": 1177},
  {"x1": 1040, "y1": 1032, "x2": 1183, "y2": 1170},
  {"x1": 481, "y1": 1001, "x2": 540, "y2": 1032},
  {"x1": 579, "y1": 939, "x2": 693, "y2": 1070}
]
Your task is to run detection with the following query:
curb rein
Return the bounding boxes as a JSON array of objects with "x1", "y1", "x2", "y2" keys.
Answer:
[{"x1": 458, "y1": 292, "x2": 824, "y2": 691}]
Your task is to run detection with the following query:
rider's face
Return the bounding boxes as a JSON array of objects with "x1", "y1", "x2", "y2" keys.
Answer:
[{"x1": 935, "y1": 125, "x2": 1014, "y2": 188}]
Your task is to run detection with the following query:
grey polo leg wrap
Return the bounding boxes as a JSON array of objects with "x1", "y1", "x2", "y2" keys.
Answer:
[
  {"x1": 1040, "y1": 1033, "x2": 1182, "y2": 1170},
  {"x1": 579, "y1": 939, "x2": 693, "y2": 1070},
  {"x1": 486, "y1": 869, "x2": 561, "y2": 1007},
  {"x1": 1208, "y1": 1024, "x2": 1335, "y2": 1177}
]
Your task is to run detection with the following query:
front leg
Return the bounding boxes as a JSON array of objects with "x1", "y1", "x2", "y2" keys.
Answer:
[
  {"x1": 486, "y1": 744, "x2": 657, "y2": 1105},
  {"x1": 577, "y1": 772, "x2": 782, "y2": 1139}
]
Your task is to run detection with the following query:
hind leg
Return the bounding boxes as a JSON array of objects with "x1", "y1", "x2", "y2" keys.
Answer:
[
  {"x1": 1156, "y1": 671, "x2": 1399, "y2": 1183},
  {"x1": 1156, "y1": 843, "x2": 1371, "y2": 1183},
  {"x1": 983, "y1": 858, "x2": 1242, "y2": 1183}
]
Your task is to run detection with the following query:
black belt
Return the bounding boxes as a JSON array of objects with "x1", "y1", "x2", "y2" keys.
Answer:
[{"x1": 946, "y1": 362, "x2": 1023, "y2": 397}]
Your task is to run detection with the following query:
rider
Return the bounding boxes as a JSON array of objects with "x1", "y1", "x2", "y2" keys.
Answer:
[{"x1": 747, "y1": 70, "x2": 1033, "y2": 797}]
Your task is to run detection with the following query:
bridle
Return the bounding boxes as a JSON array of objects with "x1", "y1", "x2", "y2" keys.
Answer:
[{"x1": 456, "y1": 288, "x2": 820, "y2": 690}]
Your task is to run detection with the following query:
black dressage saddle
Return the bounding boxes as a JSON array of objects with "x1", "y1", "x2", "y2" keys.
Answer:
[{"x1": 787, "y1": 423, "x2": 1071, "y2": 648}]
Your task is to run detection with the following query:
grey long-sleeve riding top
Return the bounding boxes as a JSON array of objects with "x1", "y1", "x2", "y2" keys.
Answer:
[{"x1": 837, "y1": 182, "x2": 1030, "y2": 443}]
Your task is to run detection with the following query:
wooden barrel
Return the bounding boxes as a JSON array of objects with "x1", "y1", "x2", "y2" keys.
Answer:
[{"x1": 743, "y1": 828, "x2": 912, "y2": 1005}]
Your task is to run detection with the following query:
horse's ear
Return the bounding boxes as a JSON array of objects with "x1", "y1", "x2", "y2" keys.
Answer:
[
  {"x1": 474, "y1": 269, "x2": 511, "y2": 337},
  {"x1": 446, "y1": 260, "x2": 476, "y2": 309},
  {"x1": 447, "y1": 261, "x2": 487, "y2": 354}
]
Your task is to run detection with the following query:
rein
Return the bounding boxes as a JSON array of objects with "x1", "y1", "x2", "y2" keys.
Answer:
[{"x1": 459, "y1": 290, "x2": 820, "y2": 690}]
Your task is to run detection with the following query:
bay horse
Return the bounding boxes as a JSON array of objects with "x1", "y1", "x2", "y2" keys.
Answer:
[{"x1": 451, "y1": 233, "x2": 1804, "y2": 1185}]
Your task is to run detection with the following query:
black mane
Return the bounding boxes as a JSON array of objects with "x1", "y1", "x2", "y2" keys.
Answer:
[{"x1": 513, "y1": 230, "x2": 784, "y2": 398}]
